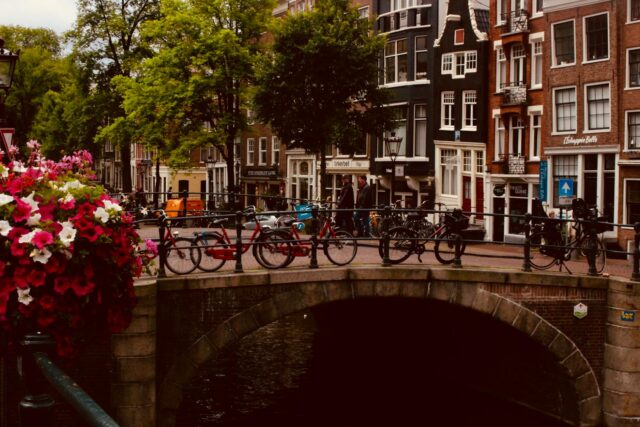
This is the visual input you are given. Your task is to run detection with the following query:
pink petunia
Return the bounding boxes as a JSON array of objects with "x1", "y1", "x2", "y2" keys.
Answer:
[
  {"x1": 12, "y1": 199, "x2": 32, "y2": 223},
  {"x1": 32, "y1": 231, "x2": 54, "y2": 250},
  {"x1": 28, "y1": 269, "x2": 47, "y2": 287}
]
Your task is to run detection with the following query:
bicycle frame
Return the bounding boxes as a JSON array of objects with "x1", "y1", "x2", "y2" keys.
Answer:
[
  {"x1": 200, "y1": 214, "x2": 265, "y2": 260},
  {"x1": 281, "y1": 217, "x2": 337, "y2": 258}
]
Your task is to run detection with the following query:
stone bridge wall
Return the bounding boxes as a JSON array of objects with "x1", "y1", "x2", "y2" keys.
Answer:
[{"x1": 108, "y1": 267, "x2": 640, "y2": 427}]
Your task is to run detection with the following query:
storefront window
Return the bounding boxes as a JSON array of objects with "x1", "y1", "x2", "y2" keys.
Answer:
[
  {"x1": 553, "y1": 155, "x2": 578, "y2": 206},
  {"x1": 290, "y1": 160, "x2": 314, "y2": 202},
  {"x1": 508, "y1": 183, "x2": 528, "y2": 234},
  {"x1": 626, "y1": 181, "x2": 640, "y2": 224}
]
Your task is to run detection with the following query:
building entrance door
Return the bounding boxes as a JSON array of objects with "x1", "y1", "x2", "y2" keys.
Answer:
[{"x1": 493, "y1": 197, "x2": 505, "y2": 241}]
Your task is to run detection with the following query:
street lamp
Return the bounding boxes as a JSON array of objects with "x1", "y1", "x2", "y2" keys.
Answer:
[
  {"x1": 205, "y1": 156, "x2": 216, "y2": 211},
  {"x1": 0, "y1": 38, "x2": 19, "y2": 162},
  {"x1": 384, "y1": 131, "x2": 402, "y2": 206}
]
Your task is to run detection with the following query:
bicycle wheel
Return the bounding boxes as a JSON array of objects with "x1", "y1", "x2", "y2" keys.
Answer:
[
  {"x1": 578, "y1": 236, "x2": 606, "y2": 273},
  {"x1": 528, "y1": 231, "x2": 557, "y2": 270},
  {"x1": 165, "y1": 237, "x2": 200, "y2": 275},
  {"x1": 192, "y1": 232, "x2": 227, "y2": 272},
  {"x1": 253, "y1": 231, "x2": 291, "y2": 269},
  {"x1": 324, "y1": 230, "x2": 357, "y2": 266},
  {"x1": 378, "y1": 226, "x2": 417, "y2": 264},
  {"x1": 433, "y1": 230, "x2": 466, "y2": 264}
]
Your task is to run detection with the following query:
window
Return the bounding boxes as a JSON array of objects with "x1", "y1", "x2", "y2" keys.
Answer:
[
  {"x1": 465, "y1": 51, "x2": 477, "y2": 72},
  {"x1": 358, "y1": 6, "x2": 369, "y2": 20},
  {"x1": 631, "y1": 0, "x2": 640, "y2": 22},
  {"x1": 530, "y1": 114, "x2": 542, "y2": 159},
  {"x1": 442, "y1": 53, "x2": 453, "y2": 74},
  {"x1": 510, "y1": 117, "x2": 524, "y2": 156},
  {"x1": 553, "y1": 20, "x2": 575, "y2": 66},
  {"x1": 463, "y1": 150, "x2": 472, "y2": 172},
  {"x1": 627, "y1": 111, "x2": 640, "y2": 149},
  {"x1": 495, "y1": 117, "x2": 505, "y2": 159},
  {"x1": 497, "y1": 0, "x2": 507, "y2": 25},
  {"x1": 511, "y1": 44, "x2": 526, "y2": 85},
  {"x1": 247, "y1": 138, "x2": 255, "y2": 165},
  {"x1": 531, "y1": 41, "x2": 543, "y2": 88},
  {"x1": 585, "y1": 14, "x2": 608, "y2": 61},
  {"x1": 533, "y1": 0, "x2": 543, "y2": 16},
  {"x1": 586, "y1": 83, "x2": 610, "y2": 131},
  {"x1": 553, "y1": 155, "x2": 578, "y2": 206},
  {"x1": 496, "y1": 47, "x2": 507, "y2": 91},
  {"x1": 259, "y1": 137, "x2": 267, "y2": 165},
  {"x1": 476, "y1": 151, "x2": 484, "y2": 174},
  {"x1": 385, "y1": 39, "x2": 408, "y2": 83},
  {"x1": 554, "y1": 87, "x2": 577, "y2": 132},
  {"x1": 462, "y1": 91, "x2": 477, "y2": 131},
  {"x1": 455, "y1": 29, "x2": 464, "y2": 45},
  {"x1": 629, "y1": 49, "x2": 640, "y2": 88},
  {"x1": 441, "y1": 149, "x2": 458, "y2": 195},
  {"x1": 383, "y1": 106, "x2": 407, "y2": 156},
  {"x1": 441, "y1": 92, "x2": 455, "y2": 130},
  {"x1": 415, "y1": 36, "x2": 428, "y2": 80},
  {"x1": 414, "y1": 104, "x2": 427, "y2": 157},
  {"x1": 455, "y1": 53, "x2": 465, "y2": 77},
  {"x1": 626, "y1": 180, "x2": 640, "y2": 224},
  {"x1": 272, "y1": 136, "x2": 281, "y2": 164}
]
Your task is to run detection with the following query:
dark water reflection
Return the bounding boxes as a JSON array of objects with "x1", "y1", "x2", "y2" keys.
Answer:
[{"x1": 178, "y1": 300, "x2": 573, "y2": 426}]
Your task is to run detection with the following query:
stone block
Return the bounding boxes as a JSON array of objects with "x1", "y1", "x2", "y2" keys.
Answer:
[
  {"x1": 112, "y1": 332, "x2": 156, "y2": 357},
  {"x1": 300, "y1": 282, "x2": 328, "y2": 307},
  {"x1": 133, "y1": 279, "x2": 157, "y2": 297},
  {"x1": 272, "y1": 290, "x2": 306, "y2": 316},
  {"x1": 608, "y1": 307, "x2": 640, "y2": 328},
  {"x1": 111, "y1": 381, "x2": 156, "y2": 406},
  {"x1": 607, "y1": 324, "x2": 640, "y2": 348},
  {"x1": 429, "y1": 281, "x2": 457, "y2": 302},
  {"x1": 602, "y1": 412, "x2": 640, "y2": 427},
  {"x1": 608, "y1": 279, "x2": 640, "y2": 295},
  {"x1": 123, "y1": 315, "x2": 156, "y2": 334},
  {"x1": 375, "y1": 281, "x2": 403, "y2": 297},
  {"x1": 349, "y1": 267, "x2": 424, "y2": 281},
  {"x1": 604, "y1": 369, "x2": 640, "y2": 394},
  {"x1": 353, "y1": 280, "x2": 377, "y2": 298},
  {"x1": 158, "y1": 381, "x2": 183, "y2": 410},
  {"x1": 114, "y1": 355, "x2": 156, "y2": 382},
  {"x1": 513, "y1": 308, "x2": 542, "y2": 336},
  {"x1": 324, "y1": 281, "x2": 354, "y2": 301},
  {"x1": 229, "y1": 311, "x2": 260, "y2": 337},
  {"x1": 187, "y1": 335, "x2": 217, "y2": 366},
  {"x1": 608, "y1": 290, "x2": 640, "y2": 310},
  {"x1": 493, "y1": 297, "x2": 522, "y2": 326},
  {"x1": 605, "y1": 344, "x2": 640, "y2": 372},
  {"x1": 454, "y1": 283, "x2": 479, "y2": 307},
  {"x1": 531, "y1": 320, "x2": 560, "y2": 348},
  {"x1": 575, "y1": 372, "x2": 600, "y2": 401},
  {"x1": 549, "y1": 333, "x2": 576, "y2": 361},
  {"x1": 578, "y1": 395, "x2": 602, "y2": 427},
  {"x1": 603, "y1": 389, "x2": 640, "y2": 417},
  {"x1": 206, "y1": 322, "x2": 239, "y2": 351},
  {"x1": 561, "y1": 350, "x2": 591, "y2": 378},
  {"x1": 398, "y1": 281, "x2": 429, "y2": 298},
  {"x1": 471, "y1": 290, "x2": 500, "y2": 315},
  {"x1": 250, "y1": 298, "x2": 280, "y2": 326},
  {"x1": 114, "y1": 404, "x2": 155, "y2": 427}
]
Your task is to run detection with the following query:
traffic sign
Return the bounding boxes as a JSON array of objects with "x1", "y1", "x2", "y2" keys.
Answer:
[{"x1": 559, "y1": 178, "x2": 574, "y2": 197}]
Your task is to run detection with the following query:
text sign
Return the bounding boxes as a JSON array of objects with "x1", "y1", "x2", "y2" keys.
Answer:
[
  {"x1": 622, "y1": 311, "x2": 637, "y2": 322},
  {"x1": 539, "y1": 160, "x2": 547, "y2": 202}
]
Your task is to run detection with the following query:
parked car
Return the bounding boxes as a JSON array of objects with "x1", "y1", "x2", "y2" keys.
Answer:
[{"x1": 242, "y1": 214, "x2": 279, "y2": 230}]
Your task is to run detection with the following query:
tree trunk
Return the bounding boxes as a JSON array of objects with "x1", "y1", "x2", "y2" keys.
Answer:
[
  {"x1": 320, "y1": 147, "x2": 327, "y2": 200},
  {"x1": 121, "y1": 144, "x2": 132, "y2": 192},
  {"x1": 226, "y1": 136, "x2": 236, "y2": 210},
  {"x1": 153, "y1": 156, "x2": 160, "y2": 209}
]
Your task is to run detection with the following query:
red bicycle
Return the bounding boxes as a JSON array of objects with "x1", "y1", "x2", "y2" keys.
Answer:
[{"x1": 191, "y1": 206, "x2": 291, "y2": 272}]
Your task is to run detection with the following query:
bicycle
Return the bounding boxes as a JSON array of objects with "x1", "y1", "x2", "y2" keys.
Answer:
[
  {"x1": 369, "y1": 201, "x2": 405, "y2": 238},
  {"x1": 191, "y1": 206, "x2": 291, "y2": 272},
  {"x1": 269, "y1": 202, "x2": 358, "y2": 266},
  {"x1": 136, "y1": 209, "x2": 201, "y2": 275},
  {"x1": 528, "y1": 198, "x2": 606, "y2": 274},
  {"x1": 378, "y1": 208, "x2": 469, "y2": 265}
]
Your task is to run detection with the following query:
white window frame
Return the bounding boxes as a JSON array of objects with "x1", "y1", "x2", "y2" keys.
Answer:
[
  {"x1": 358, "y1": 6, "x2": 369, "y2": 20},
  {"x1": 510, "y1": 117, "x2": 525, "y2": 156},
  {"x1": 258, "y1": 137, "x2": 267, "y2": 165},
  {"x1": 624, "y1": 178, "x2": 640, "y2": 226},
  {"x1": 415, "y1": 35, "x2": 428, "y2": 80},
  {"x1": 553, "y1": 86, "x2": 577, "y2": 134},
  {"x1": 462, "y1": 91, "x2": 477, "y2": 131},
  {"x1": 384, "y1": 39, "x2": 408, "y2": 84},
  {"x1": 440, "y1": 149, "x2": 458, "y2": 196},
  {"x1": 247, "y1": 138, "x2": 255, "y2": 165},
  {"x1": 441, "y1": 91, "x2": 455, "y2": 131},
  {"x1": 532, "y1": 0, "x2": 543, "y2": 18},
  {"x1": 496, "y1": 46, "x2": 507, "y2": 92},
  {"x1": 272, "y1": 136, "x2": 281, "y2": 165},
  {"x1": 583, "y1": 12, "x2": 610, "y2": 64},
  {"x1": 465, "y1": 51, "x2": 477, "y2": 72},
  {"x1": 442, "y1": 51, "x2": 477, "y2": 77},
  {"x1": 493, "y1": 112, "x2": 505, "y2": 160},
  {"x1": 629, "y1": 0, "x2": 640, "y2": 23},
  {"x1": 625, "y1": 110, "x2": 640, "y2": 151},
  {"x1": 497, "y1": 0, "x2": 507, "y2": 25},
  {"x1": 414, "y1": 104, "x2": 427, "y2": 157},
  {"x1": 529, "y1": 112, "x2": 542, "y2": 160},
  {"x1": 510, "y1": 44, "x2": 526, "y2": 85},
  {"x1": 531, "y1": 38, "x2": 543, "y2": 89},
  {"x1": 584, "y1": 82, "x2": 611, "y2": 132},
  {"x1": 627, "y1": 47, "x2": 640, "y2": 89},
  {"x1": 441, "y1": 53, "x2": 453, "y2": 74},
  {"x1": 552, "y1": 19, "x2": 576, "y2": 67}
]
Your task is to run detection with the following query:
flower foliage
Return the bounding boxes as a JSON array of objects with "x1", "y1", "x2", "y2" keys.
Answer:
[{"x1": 0, "y1": 141, "x2": 150, "y2": 357}]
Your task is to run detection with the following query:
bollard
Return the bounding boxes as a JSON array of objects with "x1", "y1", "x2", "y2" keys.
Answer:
[
  {"x1": 585, "y1": 217, "x2": 598, "y2": 277},
  {"x1": 453, "y1": 233, "x2": 463, "y2": 268},
  {"x1": 19, "y1": 333, "x2": 55, "y2": 427},
  {"x1": 157, "y1": 215, "x2": 167, "y2": 278},
  {"x1": 382, "y1": 206, "x2": 391, "y2": 267},
  {"x1": 181, "y1": 190, "x2": 188, "y2": 228},
  {"x1": 522, "y1": 213, "x2": 532, "y2": 272},
  {"x1": 309, "y1": 205, "x2": 319, "y2": 268},
  {"x1": 234, "y1": 211, "x2": 244, "y2": 273},
  {"x1": 633, "y1": 223, "x2": 640, "y2": 281}
]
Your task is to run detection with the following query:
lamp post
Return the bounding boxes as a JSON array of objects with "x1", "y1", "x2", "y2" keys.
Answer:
[
  {"x1": 234, "y1": 157, "x2": 241, "y2": 209},
  {"x1": 0, "y1": 38, "x2": 19, "y2": 163},
  {"x1": 205, "y1": 156, "x2": 216, "y2": 211},
  {"x1": 384, "y1": 131, "x2": 402, "y2": 206}
]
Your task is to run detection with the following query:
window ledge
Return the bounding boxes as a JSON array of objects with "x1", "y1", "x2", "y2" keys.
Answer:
[{"x1": 582, "y1": 57, "x2": 610, "y2": 65}]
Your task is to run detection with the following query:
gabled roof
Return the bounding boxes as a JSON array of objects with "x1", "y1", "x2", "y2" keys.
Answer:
[{"x1": 434, "y1": 0, "x2": 488, "y2": 47}]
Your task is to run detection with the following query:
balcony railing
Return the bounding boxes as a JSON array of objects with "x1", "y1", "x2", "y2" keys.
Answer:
[
  {"x1": 501, "y1": 82, "x2": 528, "y2": 106},
  {"x1": 499, "y1": 154, "x2": 526, "y2": 174},
  {"x1": 499, "y1": 9, "x2": 529, "y2": 34}
]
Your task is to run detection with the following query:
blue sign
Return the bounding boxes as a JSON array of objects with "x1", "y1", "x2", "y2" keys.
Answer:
[
  {"x1": 539, "y1": 160, "x2": 547, "y2": 202},
  {"x1": 622, "y1": 311, "x2": 636, "y2": 322},
  {"x1": 558, "y1": 178, "x2": 574, "y2": 197}
]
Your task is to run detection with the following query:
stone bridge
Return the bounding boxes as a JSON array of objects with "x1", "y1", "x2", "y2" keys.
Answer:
[{"x1": 109, "y1": 266, "x2": 640, "y2": 427}]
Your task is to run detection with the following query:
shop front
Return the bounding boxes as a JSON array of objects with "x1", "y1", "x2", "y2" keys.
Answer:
[{"x1": 240, "y1": 165, "x2": 282, "y2": 210}]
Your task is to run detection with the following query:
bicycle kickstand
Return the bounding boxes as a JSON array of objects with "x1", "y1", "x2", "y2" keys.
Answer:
[{"x1": 557, "y1": 259, "x2": 573, "y2": 275}]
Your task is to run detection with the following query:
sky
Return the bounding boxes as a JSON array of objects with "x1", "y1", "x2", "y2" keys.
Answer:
[{"x1": 0, "y1": 0, "x2": 77, "y2": 35}]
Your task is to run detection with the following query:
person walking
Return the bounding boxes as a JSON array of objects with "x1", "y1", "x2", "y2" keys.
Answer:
[
  {"x1": 355, "y1": 175, "x2": 373, "y2": 237},
  {"x1": 336, "y1": 175, "x2": 354, "y2": 233}
]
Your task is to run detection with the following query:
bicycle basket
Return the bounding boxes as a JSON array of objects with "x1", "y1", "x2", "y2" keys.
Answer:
[
  {"x1": 295, "y1": 203, "x2": 313, "y2": 220},
  {"x1": 444, "y1": 209, "x2": 469, "y2": 231}
]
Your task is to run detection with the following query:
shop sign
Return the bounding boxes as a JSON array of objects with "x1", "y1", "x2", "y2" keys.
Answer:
[
  {"x1": 245, "y1": 167, "x2": 279, "y2": 179},
  {"x1": 328, "y1": 159, "x2": 369, "y2": 169},
  {"x1": 539, "y1": 160, "x2": 547, "y2": 202},
  {"x1": 563, "y1": 135, "x2": 598, "y2": 146},
  {"x1": 509, "y1": 183, "x2": 528, "y2": 197},
  {"x1": 493, "y1": 185, "x2": 505, "y2": 197}
]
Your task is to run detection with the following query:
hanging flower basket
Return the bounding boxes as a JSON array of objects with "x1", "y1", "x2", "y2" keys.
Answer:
[{"x1": 0, "y1": 141, "x2": 153, "y2": 358}]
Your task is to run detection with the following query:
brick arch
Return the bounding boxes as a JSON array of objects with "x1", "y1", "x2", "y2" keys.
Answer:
[{"x1": 157, "y1": 280, "x2": 601, "y2": 427}]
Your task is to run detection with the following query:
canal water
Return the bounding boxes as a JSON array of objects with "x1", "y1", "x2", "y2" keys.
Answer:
[{"x1": 177, "y1": 299, "x2": 573, "y2": 426}]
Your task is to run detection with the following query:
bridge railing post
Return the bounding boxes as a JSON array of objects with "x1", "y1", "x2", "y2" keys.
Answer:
[
  {"x1": 585, "y1": 217, "x2": 598, "y2": 277},
  {"x1": 453, "y1": 232, "x2": 463, "y2": 268},
  {"x1": 234, "y1": 211, "x2": 244, "y2": 273},
  {"x1": 157, "y1": 215, "x2": 167, "y2": 278},
  {"x1": 633, "y1": 223, "x2": 640, "y2": 281},
  {"x1": 382, "y1": 206, "x2": 391, "y2": 267},
  {"x1": 309, "y1": 205, "x2": 319, "y2": 269},
  {"x1": 522, "y1": 213, "x2": 532, "y2": 272},
  {"x1": 19, "y1": 333, "x2": 55, "y2": 427}
]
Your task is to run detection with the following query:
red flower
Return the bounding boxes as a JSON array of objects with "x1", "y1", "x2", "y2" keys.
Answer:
[
  {"x1": 32, "y1": 231, "x2": 54, "y2": 250},
  {"x1": 44, "y1": 254, "x2": 66, "y2": 275},
  {"x1": 38, "y1": 294, "x2": 56, "y2": 310},
  {"x1": 12, "y1": 267, "x2": 30, "y2": 289},
  {"x1": 70, "y1": 278, "x2": 95, "y2": 297},
  {"x1": 37, "y1": 310, "x2": 56, "y2": 328},
  {"x1": 28, "y1": 269, "x2": 47, "y2": 287},
  {"x1": 12, "y1": 199, "x2": 32, "y2": 223}
]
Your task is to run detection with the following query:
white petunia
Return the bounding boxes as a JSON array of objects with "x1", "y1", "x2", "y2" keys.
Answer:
[
  {"x1": 0, "y1": 220, "x2": 12, "y2": 237},
  {"x1": 59, "y1": 193, "x2": 74, "y2": 204},
  {"x1": 61, "y1": 180, "x2": 85, "y2": 192},
  {"x1": 0, "y1": 194, "x2": 13, "y2": 206},
  {"x1": 18, "y1": 230, "x2": 39, "y2": 244},
  {"x1": 58, "y1": 221, "x2": 77, "y2": 247},
  {"x1": 94, "y1": 207, "x2": 109, "y2": 223},
  {"x1": 12, "y1": 162, "x2": 27, "y2": 173},
  {"x1": 20, "y1": 192, "x2": 39, "y2": 212},
  {"x1": 17, "y1": 288, "x2": 33, "y2": 306},
  {"x1": 31, "y1": 247, "x2": 52, "y2": 264},
  {"x1": 26, "y1": 213, "x2": 42, "y2": 226}
]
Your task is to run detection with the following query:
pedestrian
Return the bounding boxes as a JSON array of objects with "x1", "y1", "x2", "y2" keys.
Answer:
[
  {"x1": 355, "y1": 175, "x2": 373, "y2": 237},
  {"x1": 336, "y1": 175, "x2": 354, "y2": 233}
]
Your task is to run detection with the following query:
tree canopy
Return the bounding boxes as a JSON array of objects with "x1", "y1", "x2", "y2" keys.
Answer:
[{"x1": 253, "y1": 0, "x2": 392, "y2": 196}]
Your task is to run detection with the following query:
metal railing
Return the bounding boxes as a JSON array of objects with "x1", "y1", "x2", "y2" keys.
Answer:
[
  {"x1": 499, "y1": 9, "x2": 530, "y2": 34},
  {"x1": 501, "y1": 82, "x2": 528, "y2": 106}
]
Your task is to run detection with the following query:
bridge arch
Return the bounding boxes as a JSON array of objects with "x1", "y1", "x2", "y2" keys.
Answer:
[{"x1": 157, "y1": 269, "x2": 601, "y2": 426}]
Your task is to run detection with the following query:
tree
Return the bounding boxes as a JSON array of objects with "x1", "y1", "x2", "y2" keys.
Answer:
[
  {"x1": 67, "y1": 0, "x2": 160, "y2": 192},
  {"x1": 113, "y1": 0, "x2": 275, "y2": 205},
  {"x1": 253, "y1": 0, "x2": 392, "y2": 198}
]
